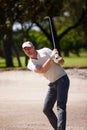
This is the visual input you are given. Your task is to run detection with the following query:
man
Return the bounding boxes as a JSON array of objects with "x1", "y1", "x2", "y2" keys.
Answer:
[{"x1": 22, "y1": 41, "x2": 70, "y2": 130}]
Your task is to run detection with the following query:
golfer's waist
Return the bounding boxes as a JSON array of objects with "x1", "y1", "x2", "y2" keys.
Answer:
[{"x1": 48, "y1": 73, "x2": 67, "y2": 83}]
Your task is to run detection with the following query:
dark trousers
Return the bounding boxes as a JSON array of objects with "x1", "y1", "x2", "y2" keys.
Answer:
[{"x1": 43, "y1": 75, "x2": 70, "y2": 130}]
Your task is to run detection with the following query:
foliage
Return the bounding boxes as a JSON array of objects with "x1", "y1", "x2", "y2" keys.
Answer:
[
  {"x1": 60, "y1": 29, "x2": 84, "y2": 56},
  {"x1": 29, "y1": 30, "x2": 51, "y2": 49},
  {"x1": 0, "y1": 0, "x2": 87, "y2": 67}
]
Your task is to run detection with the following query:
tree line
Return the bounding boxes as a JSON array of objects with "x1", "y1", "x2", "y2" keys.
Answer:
[{"x1": 0, "y1": 0, "x2": 87, "y2": 67}]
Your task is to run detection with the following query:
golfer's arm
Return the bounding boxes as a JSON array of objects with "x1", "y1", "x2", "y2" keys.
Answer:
[{"x1": 34, "y1": 57, "x2": 52, "y2": 73}]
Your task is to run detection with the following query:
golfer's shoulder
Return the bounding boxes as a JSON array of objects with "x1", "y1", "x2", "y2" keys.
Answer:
[{"x1": 38, "y1": 47, "x2": 52, "y2": 53}]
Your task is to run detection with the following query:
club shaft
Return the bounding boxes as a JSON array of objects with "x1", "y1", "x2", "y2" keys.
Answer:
[{"x1": 48, "y1": 17, "x2": 56, "y2": 49}]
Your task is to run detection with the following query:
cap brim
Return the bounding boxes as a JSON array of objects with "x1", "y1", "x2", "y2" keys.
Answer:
[{"x1": 22, "y1": 41, "x2": 33, "y2": 48}]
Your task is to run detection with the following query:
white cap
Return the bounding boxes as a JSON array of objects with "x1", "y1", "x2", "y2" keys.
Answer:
[{"x1": 22, "y1": 41, "x2": 33, "y2": 48}]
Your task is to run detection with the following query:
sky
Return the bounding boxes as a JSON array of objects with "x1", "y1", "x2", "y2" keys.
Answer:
[{"x1": 12, "y1": 22, "x2": 40, "y2": 31}]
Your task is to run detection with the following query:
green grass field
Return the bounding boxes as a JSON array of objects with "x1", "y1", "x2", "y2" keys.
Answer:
[
  {"x1": 63, "y1": 56, "x2": 87, "y2": 68},
  {"x1": 0, "y1": 52, "x2": 87, "y2": 68},
  {"x1": 62, "y1": 52, "x2": 87, "y2": 68}
]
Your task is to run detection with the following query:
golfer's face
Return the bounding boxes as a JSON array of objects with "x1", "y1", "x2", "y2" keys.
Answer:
[{"x1": 23, "y1": 46, "x2": 35, "y2": 57}]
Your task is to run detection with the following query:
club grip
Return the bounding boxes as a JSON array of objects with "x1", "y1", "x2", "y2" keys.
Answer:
[
  {"x1": 54, "y1": 53, "x2": 59, "y2": 63},
  {"x1": 55, "y1": 53, "x2": 59, "y2": 59}
]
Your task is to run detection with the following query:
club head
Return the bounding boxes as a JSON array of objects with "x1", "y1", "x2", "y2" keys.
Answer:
[{"x1": 44, "y1": 16, "x2": 50, "y2": 20}]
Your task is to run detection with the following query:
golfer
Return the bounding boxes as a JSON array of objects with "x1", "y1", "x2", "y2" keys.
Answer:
[{"x1": 22, "y1": 41, "x2": 70, "y2": 130}]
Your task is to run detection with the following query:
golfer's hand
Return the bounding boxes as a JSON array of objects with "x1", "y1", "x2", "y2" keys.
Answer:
[
  {"x1": 50, "y1": 49, "x2": 58, "y2": 59},
  {"x1": 57, "y1": 57, "x2": 64, "y2": 64},
  {"x1": 51, "y1": 49, "x2": 64, "y2": 64}
]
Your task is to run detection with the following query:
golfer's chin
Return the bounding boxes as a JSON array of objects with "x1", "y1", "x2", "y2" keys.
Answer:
[{"x1": 29, "y1": 54, "x2": 34, "y2": 58}]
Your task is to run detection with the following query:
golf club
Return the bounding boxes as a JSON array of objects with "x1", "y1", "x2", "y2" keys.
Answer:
[{"x1": 44, "y1": 16, "x2": 59, "y2": 63}]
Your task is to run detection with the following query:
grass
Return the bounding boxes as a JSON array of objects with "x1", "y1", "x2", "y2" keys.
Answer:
[
  {"x1": 62, "y1": 52, "x2": 87, "y2": 68},
  {"x1": 13, "y1": 57, "x2": 26, "y2": 68},
  {"x1": 63, "y1": 56, "x2": 87, "y2": 68},
  {"x1": 0, "y1": 58, "x2": 6, "y2": 68},
  {"x1": 0, "y1": 52, "x2": 87, "y2": 69}
]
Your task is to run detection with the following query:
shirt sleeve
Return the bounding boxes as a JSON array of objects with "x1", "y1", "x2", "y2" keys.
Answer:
[
  {"x1": 44, "y1": 48, "x2": 52, "y2": 56},
  {"x1": 27, "y1": 59, "x2": 35, "y2": 71}
]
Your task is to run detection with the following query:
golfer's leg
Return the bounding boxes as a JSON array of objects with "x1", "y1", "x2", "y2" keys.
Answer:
[
  {"x1": 43, "y1": 87, "x2": 57, "y2": 130},
  {"x1": 57, "y1": 75, "x2": 69, "y2": 130}
]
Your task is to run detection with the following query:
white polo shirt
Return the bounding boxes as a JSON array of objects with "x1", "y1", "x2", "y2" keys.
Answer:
[{"x1": 27, "y1": 48, "x2": 66, "y2": 82}]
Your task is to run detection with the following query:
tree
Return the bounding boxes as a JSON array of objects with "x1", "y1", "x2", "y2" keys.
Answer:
[{"x1": 0, "y1": 0, "x2": 87, "y2": 67}]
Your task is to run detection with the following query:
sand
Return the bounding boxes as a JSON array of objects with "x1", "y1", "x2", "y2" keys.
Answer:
[{"x1": 0, "y1": 69, "x2": 87, "y2": 130}]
